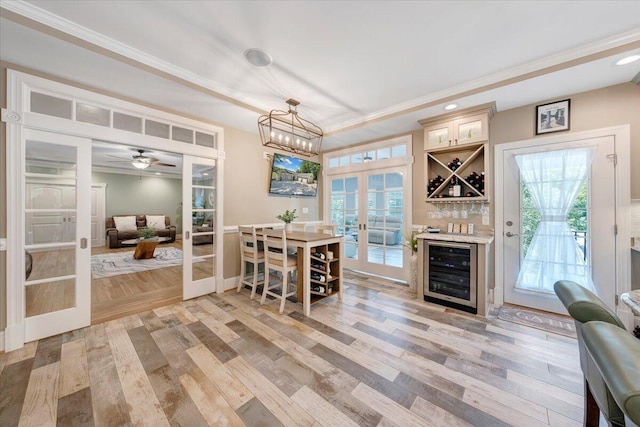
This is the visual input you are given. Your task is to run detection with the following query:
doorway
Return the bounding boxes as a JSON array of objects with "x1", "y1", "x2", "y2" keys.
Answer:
[
  {"x1": 328, "y1": 166, "x2": 408, "y2": 281},
  {"x1": 496, "y1": 131, "x2": 623, "y2": 315}
]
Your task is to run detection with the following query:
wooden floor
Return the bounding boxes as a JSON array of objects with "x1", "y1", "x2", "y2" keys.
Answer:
[{"x1": 0, "y1": 271, "x2": 584, "y2": 427}]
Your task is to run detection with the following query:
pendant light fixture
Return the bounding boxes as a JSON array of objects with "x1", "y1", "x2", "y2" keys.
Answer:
[{"x1": 258, "y1": 99, "x2": 323, "y2": 157}]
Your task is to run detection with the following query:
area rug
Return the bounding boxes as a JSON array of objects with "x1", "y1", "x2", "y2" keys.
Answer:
[
  {"x1": 497, "y1": 305, "x2": 576, "y2": 338},
  {"x1": 91, "y1": 247, "x2": 185, "y2": 279}
]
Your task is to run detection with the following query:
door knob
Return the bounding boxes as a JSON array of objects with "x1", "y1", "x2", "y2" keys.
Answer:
[{"x1": 505, "y1": 231, "x2": 519, "y2": 237}]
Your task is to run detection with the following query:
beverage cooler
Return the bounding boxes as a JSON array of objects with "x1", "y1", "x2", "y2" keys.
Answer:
[{"x1": 423, "y1": 241, "x2": 477, "y2": 314}]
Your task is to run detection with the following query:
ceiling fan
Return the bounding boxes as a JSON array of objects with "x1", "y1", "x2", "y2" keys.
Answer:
[{"x1": 107, "y1": 149, "x2": 176, "y2": 170}]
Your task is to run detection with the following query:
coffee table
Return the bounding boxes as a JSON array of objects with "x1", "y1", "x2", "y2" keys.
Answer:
[{"x1": 121, "y1": 237, "x2": 171, "y2": 259}]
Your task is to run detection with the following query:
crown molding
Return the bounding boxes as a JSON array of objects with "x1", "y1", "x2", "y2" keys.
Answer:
[
  {"x1": 325, "y1": 28, "x2": 640, "y2": 134},
  {"x1": 3, "y1": 1, "x2": 639, "y2": 137},
  {"x1": 0, "y1": 0, "x2": 270, "y2": 114}
]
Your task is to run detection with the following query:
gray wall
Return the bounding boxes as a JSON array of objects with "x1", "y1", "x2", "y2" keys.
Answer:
[{"x1": 92, "y1": 172, "x2": 182, "y2": 230}]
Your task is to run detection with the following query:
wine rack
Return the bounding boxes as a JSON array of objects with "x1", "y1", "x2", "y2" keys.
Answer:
[
  {"x1": 424, "y1": 142, "x2": 488, "y2": 202},
  {"x1": 308, "y1": 242, "x2": 341, "y2": 300}
]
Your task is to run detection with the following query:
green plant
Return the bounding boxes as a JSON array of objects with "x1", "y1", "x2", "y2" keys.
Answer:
[
  {"x1": 138, "y1": 227, "x2": 157, "y2": 239},
  {"x1": 276, "y1": 209, "x2": 298, "y2": 224},
  {"x1": 404, "y1": 229, "x2": 422, "y2": 253}
]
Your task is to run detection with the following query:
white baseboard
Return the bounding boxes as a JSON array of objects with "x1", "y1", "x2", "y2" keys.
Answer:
[{"x1": 223, "y1": 276, "x2": 239, "y2": 291}]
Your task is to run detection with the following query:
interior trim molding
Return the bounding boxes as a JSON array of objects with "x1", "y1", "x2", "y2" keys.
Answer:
[
  {"x1": 494, "y1": 125, "x2": 632, "y2": 327},
  {"x1": 3, "y1": 1, "x2": 639, "y2": 138}
]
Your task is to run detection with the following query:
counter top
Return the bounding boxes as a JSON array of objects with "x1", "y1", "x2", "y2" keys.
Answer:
[
  {"x1": 416, "y1": 232, "x2": 494, "y2": 245},
  {"x1": 621, "y1": 290, "x2": 640, "y2": 316}
]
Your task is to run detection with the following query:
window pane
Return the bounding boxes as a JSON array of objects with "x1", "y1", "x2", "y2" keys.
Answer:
[
  {"x1": 113, "y1": 112, "x2": 142, "y2": 133},
  {"x1": 345, "y1": 177, "x2": 358, "y2": 192},
  {"x1": 30, "y1": 92, "x2": 72, "y2": 119},
  {"x1": 339, "y1": 156, "x2": 350, "y2": 166},
  {"x1": 385, "y1": 173, "x2": 403, "y2": 189},
  {"x1": 331, "y1": 178, "x2": 344, "y2": 192},
  {"x1": 377, "y1": 148, "x2": 391, "y2": 160},
  {"x1": 77, "y1": 103, "x2": 110, "y2": 127},
  {"x1": 351, "y1": 153, "x2": 363, "y2": 164},
  {"x1": 368, "y1": 174, "x2": 384, "y2": 191},
  {"x1": 146, "y1": 120, "x2": 170, "y2": 139},
  {"x1": 391, "y1": 145, "x2": 407, "y2": 157},
  {"x1": 196, "y1": 132, "x2": 215, "y2": 148},
  {"x1": 173, "y1": 126, "x2": 194, "y2": 143},
  {"x1": 329, "y1": 158, "x2": 339, "y2": 168}
]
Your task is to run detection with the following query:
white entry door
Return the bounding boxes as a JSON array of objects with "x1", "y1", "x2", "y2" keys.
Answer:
[
  {"x1": 182, "y1": 156, "x2": 217, "y2": 299},
  {"x1": 328, "y1": 167, "x2": 408, "y2": 281},
  {"x1": 24, "y1": 129, "x2": 92, "y2": 342},
  {"x1": 501, "y1": 136, "x2": 616, "y2": 314}
]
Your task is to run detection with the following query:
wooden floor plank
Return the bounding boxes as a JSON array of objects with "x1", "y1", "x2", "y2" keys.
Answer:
[
  {"x1": 0, "y1": 358, "x2": 35, "y2": 427},
  {"x1": 179, "y1": 369, "x2": 246, "y2": 427},
  {"x1": 58, "y1": 338, "x2": 90, "y2": 398},
  {"x1": 18, "y1": 362, "x2": 60, "y2": 427},
  {"x1": 106, "y1": 327, "x2": 169, "y2": 427},
  {"x1": 56, "y1": 387, "x2": 94, "y2": 427},
  {"x1": 84, "y1": 324, "x2": 131, "y2": 427},
  {"x1": 186, "y1": 344, "x2": 254, "y2": 410},
  {"x1": 291, "y1": 385, "x2": 361, "y2": 427},
  {"x1": 7, "y1": 276, "x2": 587, "y2": 427}
]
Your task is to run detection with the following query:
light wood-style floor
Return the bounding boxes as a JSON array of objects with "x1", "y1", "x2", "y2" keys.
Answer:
[
  {"x1": 0, "y1": 271, "x2": 584, "y2": 427},
  {"x1": 91, "y1": 242, "x2": 184, "y2": 324}
]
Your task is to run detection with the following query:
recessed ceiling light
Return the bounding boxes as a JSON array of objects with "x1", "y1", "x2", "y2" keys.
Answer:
[
  {"x1": 244, "y1": 48, "x2": 273, "y2": 67},
  {"x1": 444, "y1": 103, "x2": 458, "y2": 110},
  {"x1": 615, "y1": 54, "x2": 640, "y2": 65},
  {"x1": 155, "y1": 172, "x2": 161, "y2": 175}
]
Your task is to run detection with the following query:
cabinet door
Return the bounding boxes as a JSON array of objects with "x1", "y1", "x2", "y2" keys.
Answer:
[
  {"x1": 453, "y1": 113, "x2": 488, "y2": 145},
  {"x1": 424, "y1": 123, "x2": 453, "y2": 150}
]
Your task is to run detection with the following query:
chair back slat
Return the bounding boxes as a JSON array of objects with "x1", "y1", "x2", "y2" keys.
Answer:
[
  {"x1": 315, "y1": 224, "x2": 337, "y2": 236},
  {"x1": 238, "y1": 225, "x2": 258, "y2": 258},
  {"x1": 263, "y1": 228, "x2": 287, "y2": 263}
]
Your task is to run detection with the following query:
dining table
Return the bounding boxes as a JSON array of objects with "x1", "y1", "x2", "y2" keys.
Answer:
[{"x1": 261, "y1": 229, "x2": 344, "y2": 316}]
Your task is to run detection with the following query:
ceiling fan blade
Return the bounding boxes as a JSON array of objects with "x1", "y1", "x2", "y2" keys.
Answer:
[
  {"x1": 106, "y1": 154, "x2": 132, "y2": 161},
  {"x1": 151, "y1": 161, "x2": 176, "y2": 167},
  {"x1": 106, "y1": 160, "x2": 134, "y2": 163}
]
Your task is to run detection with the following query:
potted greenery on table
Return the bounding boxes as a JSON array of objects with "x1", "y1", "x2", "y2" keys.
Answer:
[
  {"x1": 277, "y1": 209, "x2": 298, "y2": 232},
  {"x1": 138, "y1": 227, "x2": 157, "y2": 241}
]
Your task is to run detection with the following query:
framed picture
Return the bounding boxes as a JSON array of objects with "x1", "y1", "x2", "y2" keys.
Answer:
[{"x1": 536, "y1": 99, "x2": 570, "y2": 135}]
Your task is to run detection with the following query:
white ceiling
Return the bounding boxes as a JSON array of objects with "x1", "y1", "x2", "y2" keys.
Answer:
[{"x1": 1, "y1": 1, "x2": 640, "y2": 154}]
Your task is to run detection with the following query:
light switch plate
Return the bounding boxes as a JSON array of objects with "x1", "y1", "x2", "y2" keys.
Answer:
[
  {"x1": 482, "y1": 214, "x2": 490, "y2": 226},
  {"x1": 302, "y1": 207, "x2": 309, "y2": 214}
]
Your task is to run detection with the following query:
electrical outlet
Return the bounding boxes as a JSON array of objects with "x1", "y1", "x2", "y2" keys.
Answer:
[
  {"x1": 482, "y1": 214, "x2": 490, "y2": 225},
  {"x1": 302, "y1": 207, "x2": 309, "y2": 214},
  {"x1": 263, "y1": 151, "x2": 270, "y2": 160}
]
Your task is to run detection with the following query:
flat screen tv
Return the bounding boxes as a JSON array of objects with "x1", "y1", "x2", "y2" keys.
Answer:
[{"x1": 269, "y1": 153, "x2": 320, "y2": 197}]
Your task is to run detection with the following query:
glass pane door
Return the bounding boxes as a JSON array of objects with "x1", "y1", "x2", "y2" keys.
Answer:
[
  {"x1": 183, "y1": 156, "x2": 216, "y2": 299},
  {"x1": 364, "y1": 170, "x2": 405, "y2": 279},
  {"x1": 24, "y1": 129, "x2": 91, "y2": 342},
  {"x1": 329, "y1": 174, "x2": 360, "y2": 270}
]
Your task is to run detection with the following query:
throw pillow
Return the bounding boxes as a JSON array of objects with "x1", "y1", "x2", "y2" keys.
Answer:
[
  {"x1": 146, "y1": 215, "x2": 166, "y2": 230},
  {"x1": 113, "y1": 216, "x2": 137, "y2": 232}
]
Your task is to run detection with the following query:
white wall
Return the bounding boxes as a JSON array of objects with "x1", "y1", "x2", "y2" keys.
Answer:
[{"x1": 92, "y1": 172, "x2": 182, "y2": 231}]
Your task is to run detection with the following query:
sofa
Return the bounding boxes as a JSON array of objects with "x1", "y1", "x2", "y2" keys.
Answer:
[
  {"x1": 193, "y1": 216, "x2": 214, "y2": 245},
  {"x1": 106, "y1": 214, "x2": 176, "y2": 248},
  {"x1": 367, "y1": 215, "x2": 402, "y2": 245}
]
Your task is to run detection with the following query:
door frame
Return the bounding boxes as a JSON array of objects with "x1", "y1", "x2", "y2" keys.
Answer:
[
  {"x1": 494, "y1": 125, "x2": 632, "y2": 327},
  {"x1": 323, "y1": 135, "x2": 414, "y2": 282},
  {"x1": 3, "y1": 69, "x2": 224, "y2": 351}
]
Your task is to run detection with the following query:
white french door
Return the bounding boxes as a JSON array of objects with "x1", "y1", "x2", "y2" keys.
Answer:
[
  {"x1": 500, "y1": 136, "x2": 616, "y2": 314},
  {"x1": 328, "y1": 166, "x2": 408, "y2": 281},
  {"x1": 23, "y1": 129, "x2": 92, "y2": 342},
  {"x1": 182, "y1": 156, "x2": 217, "y2": 299}
]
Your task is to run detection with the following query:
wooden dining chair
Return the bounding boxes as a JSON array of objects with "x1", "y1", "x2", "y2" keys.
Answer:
[
  {"x1": 261, "y1": 228, "x2": 298, "y2": 314},
  {"x1": 314, "y1": 224, "x2": 337, "y2": 236},
  {"x1": 236, "y1": 225, "x2": 265, "y2": 299},
  {"x1": 291, "y1": 222, "x2": 308, "y2": 232}
]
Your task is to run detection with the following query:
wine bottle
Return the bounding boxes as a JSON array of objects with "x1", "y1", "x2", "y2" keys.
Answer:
[{"x1": 312, "y1": 252, "x2": 326, "y2": 260}]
